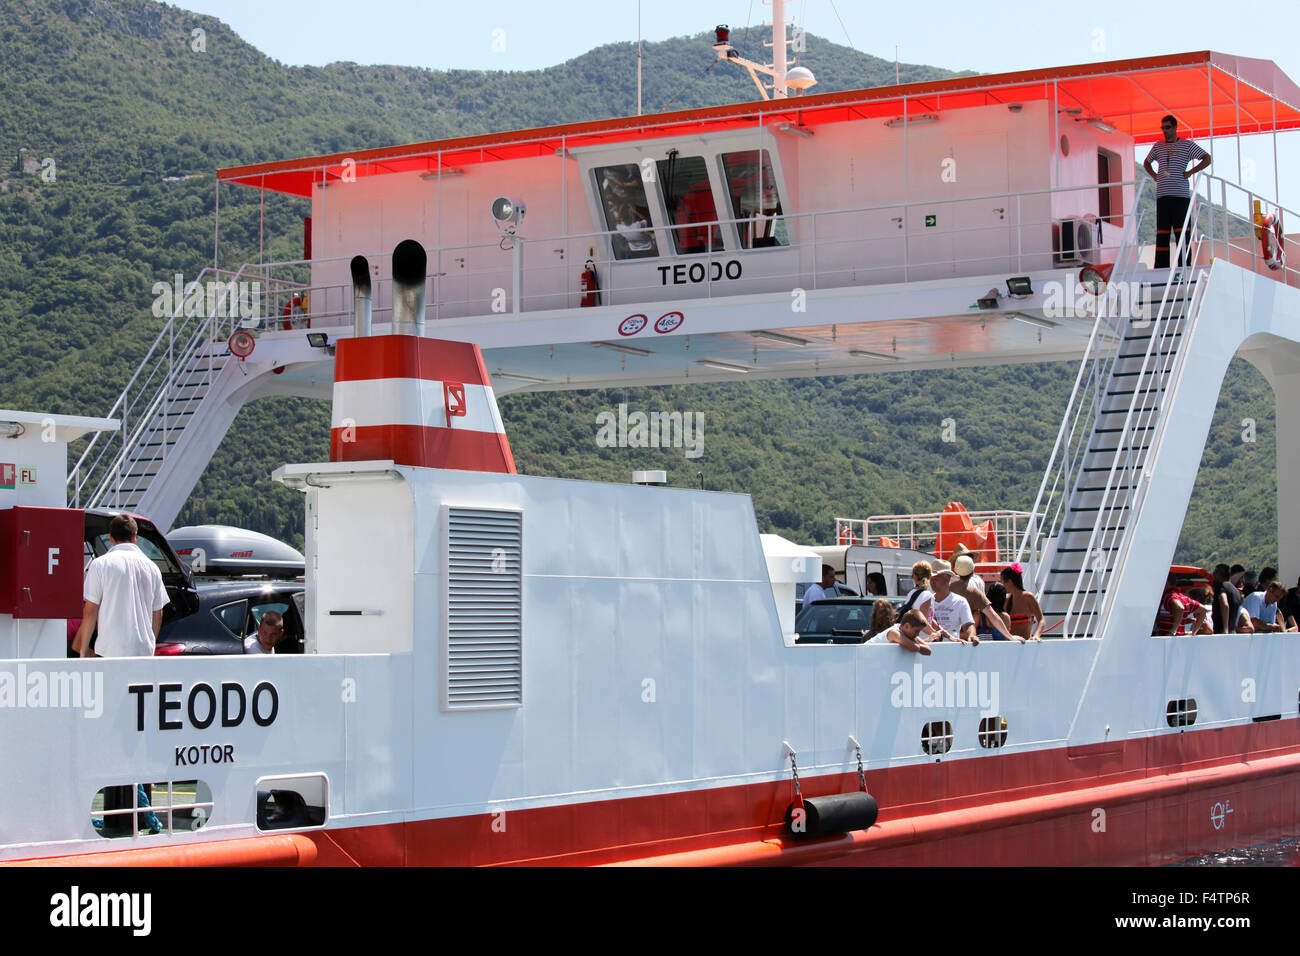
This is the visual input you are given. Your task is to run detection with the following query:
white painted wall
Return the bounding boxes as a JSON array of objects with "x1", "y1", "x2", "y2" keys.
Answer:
[
  {"x1": 310, "y1": 478, "x2": 414, "y2": 654},
  {"x1": 308, "y1": 103, "x2": 1140, "y2": 316}
]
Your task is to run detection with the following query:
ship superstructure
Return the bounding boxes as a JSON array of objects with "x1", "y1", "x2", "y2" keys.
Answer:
[{"x1": 1, "y1": 44, "x2": 1299, "y2": 865}]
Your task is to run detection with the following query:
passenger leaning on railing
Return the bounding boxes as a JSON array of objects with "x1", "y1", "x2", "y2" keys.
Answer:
[
  {"x1": 951, "y1": 556, "x2": 1022, "y2": 643},
  {"x1": 928, "y1": 569, "x2": 977, "y2": 644},
  {"x1": 1242, "y1": 581, "x2": 1295, "y2": 633},
  {"x1": 863, "y1": 601, "x2": 931, "y2": 656},
  {"x1": 1154, "y1": 571, "x2": 1196, "y2": 636},
  {"x1": 999, "y1": 564, "x2": 1045, "y2": 641}
]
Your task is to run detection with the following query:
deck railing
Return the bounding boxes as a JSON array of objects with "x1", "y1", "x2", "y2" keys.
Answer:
[
  {"x1": 837, "y1": 510, "x2": 1039, "y2": 563},
  {"x1": 1194, "y1": 175, "x2": 1300, "y2": 288}
]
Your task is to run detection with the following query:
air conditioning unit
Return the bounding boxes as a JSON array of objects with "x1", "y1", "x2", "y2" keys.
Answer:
[{"x1": 1053, "y1": 217, "x2": 1098, "y2": 265}]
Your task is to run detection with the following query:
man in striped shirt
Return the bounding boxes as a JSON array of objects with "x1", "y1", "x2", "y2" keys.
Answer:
[{"x1": 1143, "y1": 115, "x2": 1211, "y2": 269}]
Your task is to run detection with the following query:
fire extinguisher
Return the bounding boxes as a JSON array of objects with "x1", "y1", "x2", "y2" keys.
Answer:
[{"x1": 580, "y1": 259, "x2": 601, "y2": 307}]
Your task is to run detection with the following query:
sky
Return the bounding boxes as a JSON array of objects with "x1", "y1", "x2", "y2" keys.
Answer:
[
  {"x1": 182, "y1": 0, "x2": 1300, "y2": 79},
  {"x1": 182, "y1": 0, "x2": 1300, "y2": 208}
]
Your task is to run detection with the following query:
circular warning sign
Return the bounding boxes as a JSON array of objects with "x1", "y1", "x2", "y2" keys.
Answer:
[
  {"x1": 618, "y1": 314, "x2": 648, "y2": 337},
  {"x1": 654, "y1": 311, "x2": 684, "y2": 334},
  {"x1": 228, "y1": 330, "x2": 255, "y2": 358}
]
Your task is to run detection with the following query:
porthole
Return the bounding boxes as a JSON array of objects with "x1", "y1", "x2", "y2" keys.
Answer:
[
  {"x1": 1165, "y1": 698, "x2": 1198, "y2": 727},
  {"x1": 921, "y1": 721, "x2": 954, "y2": 756},
  {"x1": 978, "y1": 715, "x2": 1008, "y2": 748},
  {"x1": 91, "y1": 780, "x2": 212, "y2": 838}
]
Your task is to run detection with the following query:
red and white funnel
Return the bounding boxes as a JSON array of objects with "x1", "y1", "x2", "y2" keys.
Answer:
[{"x1": 329, "y1": 241, "x2": 515, "y2": 473}]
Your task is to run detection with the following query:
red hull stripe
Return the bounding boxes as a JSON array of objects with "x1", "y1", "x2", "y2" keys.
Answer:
[
  {"x1": 334, "y1": 335, "x2": 491, "y2": 386},
  {"x1": 331, "y1": 424, "x2": 516, "y2": 473}
]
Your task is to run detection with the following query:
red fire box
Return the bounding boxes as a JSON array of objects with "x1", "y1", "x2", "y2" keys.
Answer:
[{"x1": 0, "y1": 507, "x2": 85, "y2": 618}]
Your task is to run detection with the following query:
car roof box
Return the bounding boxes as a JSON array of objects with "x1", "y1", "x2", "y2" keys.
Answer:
[{"x1": 167, "y1": 525, "x2": 305, "y2": 579}]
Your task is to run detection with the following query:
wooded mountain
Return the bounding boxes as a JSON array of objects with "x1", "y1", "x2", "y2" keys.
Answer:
[{"x1": 0, "y1": 0, "x2": 1278, "y2": 568}]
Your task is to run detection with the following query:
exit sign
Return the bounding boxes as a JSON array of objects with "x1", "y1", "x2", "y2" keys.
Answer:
[
  {"x1": 0, "y1": 463, "x2": 13, "y2": 489},
  {"x1": 925, "y1": 214, "x2": 937, "y2": 227}
]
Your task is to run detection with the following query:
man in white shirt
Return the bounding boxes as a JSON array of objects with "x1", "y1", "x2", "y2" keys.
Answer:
[
  {"x1": 74, "y1": 515, "x2": 169, "y2": 658},
  {"x1": 244, "y1": 612, "x2": 287, "y2": 654},
  {"x1": 929, "y1": 570, "x2": 977, "y2": 644},
  {"x1": 802, "y1": 565, "x2": 849, "y2": 609}
]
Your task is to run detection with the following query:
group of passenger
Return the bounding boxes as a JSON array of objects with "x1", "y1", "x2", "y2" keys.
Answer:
[
  {"x1": 1155, "y1": 563, "x2": 1300, "y2": 635},
  {"x1": 860, "y1": 547, "x2": 1047, "y2": 654}
]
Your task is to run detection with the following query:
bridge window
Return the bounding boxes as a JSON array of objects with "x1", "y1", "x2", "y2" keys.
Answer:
[
  {"x1": 594, "y1": 163, "x2": 659, "y2": 260},
  {"x1": 656, "y1": 153, "x2": 721, "y2": 255},
  {"x1": 721, "y1": 149, "x2": 787, "y2": 249}
]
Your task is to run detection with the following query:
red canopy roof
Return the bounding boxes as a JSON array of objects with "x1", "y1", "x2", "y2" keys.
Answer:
[{"x1": 219, "y1": 51, "x2": 1300, "y2": 198}]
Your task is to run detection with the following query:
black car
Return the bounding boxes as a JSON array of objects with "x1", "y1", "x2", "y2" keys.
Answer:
[
  {"x1": 794, "y1": 598, "x2": 875, "y2": 644},
  {"x1": 794, "y1": 597, "x2": 908, "y2": 644},
  {"x1": 155, "y1": 580, "x2": 306, "y2": 656}
]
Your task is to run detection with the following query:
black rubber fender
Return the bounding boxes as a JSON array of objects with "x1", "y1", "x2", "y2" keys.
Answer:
[{"x1": 785, "y1": 791, "x2": 878, "y2": 838}]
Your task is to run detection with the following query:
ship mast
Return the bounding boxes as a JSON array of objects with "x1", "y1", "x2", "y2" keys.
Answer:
[
  {"x1": 711, "y1": 0, "x2": 815, "y2": 100},
  {"x1": 770, "y1": 0, "x2": 788, "y2": 98}
]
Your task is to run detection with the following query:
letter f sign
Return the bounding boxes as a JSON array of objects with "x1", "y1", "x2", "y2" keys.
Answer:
[{"x1": 48, "y1": 548, "x2": 59, "y2": 575}]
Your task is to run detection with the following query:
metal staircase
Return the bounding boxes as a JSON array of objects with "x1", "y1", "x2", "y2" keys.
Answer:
[
  {"x1": 68, "y1": 267, "x2": 248, "y2": 519},
  {"x1": 1019, "y1": 179, "x2": 1209, "y2": 638}
]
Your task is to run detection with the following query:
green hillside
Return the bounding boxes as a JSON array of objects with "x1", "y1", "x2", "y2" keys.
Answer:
[{"x1": 0, "y1": 0, "x2": 1279, "y2": 569}]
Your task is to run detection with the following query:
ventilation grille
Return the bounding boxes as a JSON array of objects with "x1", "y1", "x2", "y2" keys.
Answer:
[{"x1": 446, "y1": 507, "x2": 522, "y2": 710}]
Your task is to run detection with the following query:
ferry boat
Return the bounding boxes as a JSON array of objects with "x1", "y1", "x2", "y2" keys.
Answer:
[{"x1": 2, "y1": 9, "x2": 1300, "y2": 865}]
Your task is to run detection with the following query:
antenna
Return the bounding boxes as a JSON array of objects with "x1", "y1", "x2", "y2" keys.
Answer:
[
  {"x1": 710, "y1": 0, "x2": 816, "y2": 101},
  {"x1": 636, "y1": 0, "x2": 642, "y2": 116}
]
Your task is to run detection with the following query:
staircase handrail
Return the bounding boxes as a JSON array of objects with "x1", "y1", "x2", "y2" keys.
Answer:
[
  {"x1": 1062, "y1": 178, "x2": 1205, "y2": 636},
  {"x1": 1017, "y1": 176, "x2": 1151, "y2": 586},
  {"x1": 68, "y1": 266, "x2": 223, "y2": 503},
  {"x1": 72, "y1": 263, "x2": 258, "y2": 509}
]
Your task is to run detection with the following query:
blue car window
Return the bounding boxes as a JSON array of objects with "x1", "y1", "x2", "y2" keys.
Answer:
[{"x1": 213, "y1": 600, "x2": 248, "y2": 636}]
